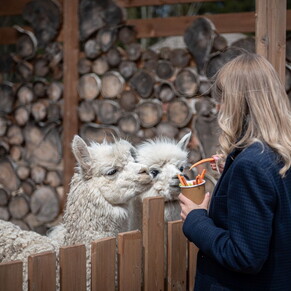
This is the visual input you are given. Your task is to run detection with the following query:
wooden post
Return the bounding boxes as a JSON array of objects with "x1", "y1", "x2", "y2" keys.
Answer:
[
  {"x1": 62, "y1": 0, "x2": 79, "y2": 209},
  {"x1": 256, "y1": 0, "x2": 286, "y2": 85}
]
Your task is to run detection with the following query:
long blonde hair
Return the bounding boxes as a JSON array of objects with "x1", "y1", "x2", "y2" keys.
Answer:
[{"x1": 212, "y1": 53, "x2": 291, "y2": 176}]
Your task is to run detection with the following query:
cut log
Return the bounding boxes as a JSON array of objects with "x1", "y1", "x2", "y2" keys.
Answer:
[
  {"x1": 126, "y1": 43, "x2": 142, "y2": 61},
  {"x1": 21, "y1": 179, "x2": 36, "y2": 196},
  {"x1": 33, "y1": 80, "x2": 47, "y2": 98},
  {"x1": 231, "y1": 37, "x2": 255, "y2": 53},
  {"x1": 34, "y1": 57, "x2": 50, "y2": 77},
  {"x1": 174, "y1": 68, "x2": 200, "y2": 97},
  {"x1": 17, "y1": 83, "x2": 35, "y2": 105},
  {"x1": 118, "y1": 113, "x2": 140, "y2": 135},
  {"x1": 0, "y1": 139, "x2": 9, "y2": 155},
  {"x1": 0, "y1": 83, "x2": 15, "y2": 114},
  {"x1": 7, "y1": 125, "x2": 24, "y2": 145},
  {"x1": 0, "y1": 188, "x2": 9, "y2": 206},
  {"x1": 212, "y1": 34, "x2": 228, "y2": 52},
  {"x1": 30, "y1": 186, "x2": 60, "y2": 223},
  {"x1": 97, "y1": 27, "x2": 117, "y2": 52},
  {"x1": 14, "y1": 106, "x2": 30, "y2": 126},
  {"x1": 51, "y1": 63, "x2": 63, "y2": 80},
  {"x1": 92, "y1": 55, "x2": 109, "y2": 75},
  {"x1": 119, "y1": 89, "x2": 139, "y2": 111},
  {"x1": 23, "y1": 0, "x2": 62, "y2": 47},
  {"x1": 23, "y1": 123, "x2": 62, "y2": 168},
  {"x1": 84, "y1": 38, "x2": 102, "y2": 59},
  {"x1": 205, "y1": 47, "x2": 244, "y2": 79},
  {"x1": 10, "y1": 145, "x2": 22, "y2": 161},
  {"x1": 78, "y1": 57, "x2": 92, "y2": 75},
  {"x1": 24, "y1": 213, "x2": 43, "y2": 230},
  {"x1": 14, "y1": 25, "x2": 37, "y2": 60},
  {"x1": 136, "y1": 100, "x2": 163, "y2": 128},
  {"x1": 107, "y1": 47, "x2": 123, "y2": 67},
  {"x1": 31, "y1": 165, "x2": 47, "y2": 184},
  {"x1": 80, "y1": 123, "x2": 120, "y2": 144},
  {"x1": 169, "y1": 48, "x2": 191, "y2": 68},
  {"x1": 10, "y1": 219, "x2": 30, "y2": 230},
  {"x1": 142, "y1": 49, "x2": 159, "y2": 63},
  {"x1": 45, "y1": 170, "x2": 61, "y2": 187},
  {"x1": 78, "y1": 100, "x2": 96, "y2": 122},
  {"x1": 159, "y1": 47, "x2": 172, "y2": 60},
  {"x1": 198, "y1": 76, "x2": 212, "y2": 96},
  {"x1": 8, "y1": 194, "x2": 30, "y2": 219},
  {"x1": 45, "y1": 42, "x2": 63, "y2": 67},
  {"x1": 96, "y1": 100, "x2": 121, "y2": 124},
  {"x1": 0, "y1": 117, "x2": 9, "y2": 136},
  {"x1": 104, "y1": 1, "x2": 124, "y2": 26},
  {"x1": 101, "y1": 71, "x2": 125, "y2": 98},
  {"x1": 13, "y1": 57, "x2": 34, "y2": 82},
  {"x1": 31, "y1": 100, "x2": 48, "y2": 121},
  {"x1": 156, "y1": 60, "x2": 174, "y2": 80},
  {"x1": 156, "y1": 121, "x2": 179, "y2": 139},
  {"x1": 47, "y1": 81, "x2": 63, "y2": 102},
  {"x1": 0, "y1": 207, "x2": 10, "y2": 221},
  {"x1": 78, "y1": 73, "x2": 101, "y2": 100},
  {"x1": 143, "y1": 60, "x2": 158, "y2": 73},
  {"x1": 119, "y1": 60, "x2": 137, "y2": 80},
  {"x1": 47, "y1": 103, "x2": 62, "y2": 122},
  {"x1": 142, "y1": 128, "x2": 157, "y2": 139},
  {"x1": 184, "y1": 17, "x2": 216, "y2": 74},
  {"x1": 129, "y1": 69, "x2": 154, "y2": 98},
  {"x1": 154, "y1": 81, "x2": 176, "y2": 102},
  {"x1": 167, "y1": 98, "x2": 193, "y2": 128},
  {"x1": 16, "y1": 165, "x2": 30, "y2": 180},
  {"x1": 118, "y1": 25, "x2": 137, "y2": 45},
  {"x1": 79, "y1": 0, "x2": 105, "y2": 41}
]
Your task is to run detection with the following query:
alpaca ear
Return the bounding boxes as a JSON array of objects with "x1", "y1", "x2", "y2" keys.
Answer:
[
  {"x1": 72, "y1": 135, "x2": 92, "y2": 177},
  {"x1": 177, "y1": 131, "x2": 191, "y2": 150}
]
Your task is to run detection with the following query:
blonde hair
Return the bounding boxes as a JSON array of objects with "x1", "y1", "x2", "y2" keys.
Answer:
[{"x1": 212, "y1": 53, "x2": 291, "y2": 176}]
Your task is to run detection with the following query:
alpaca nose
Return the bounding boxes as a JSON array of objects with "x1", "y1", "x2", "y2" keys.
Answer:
[{"x1": 138, "y1": 166, "x2": 149, "y2": 175}]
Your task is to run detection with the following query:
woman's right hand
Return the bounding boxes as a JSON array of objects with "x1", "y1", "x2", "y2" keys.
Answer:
[{"x1": 210, "y1": 155, "x2": 225, "y2": 174}]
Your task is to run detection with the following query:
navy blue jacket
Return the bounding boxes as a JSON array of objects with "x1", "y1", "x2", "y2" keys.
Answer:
[{"x1": 183, "y1": 143, "x2": 291, "y2": 290}]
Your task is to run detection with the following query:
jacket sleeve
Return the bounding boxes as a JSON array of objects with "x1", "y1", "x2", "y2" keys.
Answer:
[{"x1": 182, "y1": 158, "x2": 276, "y2": 273}]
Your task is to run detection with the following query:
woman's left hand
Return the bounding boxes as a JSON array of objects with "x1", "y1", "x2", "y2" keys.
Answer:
[{"x1": 179, "y1": 192, "x2": 211, "y2": 221}]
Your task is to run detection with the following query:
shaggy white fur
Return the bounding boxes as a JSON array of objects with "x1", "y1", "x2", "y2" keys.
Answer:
[
  {"x1": 129, "y1": 132, "x2": 191, "y2": 231},
  {"x1": 0, "y1": 135, "x2": 152, "y2": 290}
]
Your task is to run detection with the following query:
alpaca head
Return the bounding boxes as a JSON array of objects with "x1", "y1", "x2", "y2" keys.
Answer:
[
  {"x1": 72, "y1": 135, "x2": 152, "y2": 205},
  {"x1": 136, "y1": 132, "x2": 191, "y2": 202}
]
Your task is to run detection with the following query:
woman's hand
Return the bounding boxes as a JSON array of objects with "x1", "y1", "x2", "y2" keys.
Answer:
[
  {"x1": 179, "y1": 192, "x2": 211, "y2": 221},
  {"x1": 210, "y1": 154, "x2": 225, "y2": 174}
]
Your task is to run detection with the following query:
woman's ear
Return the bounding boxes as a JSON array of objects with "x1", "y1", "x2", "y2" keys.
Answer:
[
  {"x1": 177, "y1": 131, "x2": 192, "y2": 151},
  {"x1": 72, "y1": 135, "x2": 92, "y2": 178}
]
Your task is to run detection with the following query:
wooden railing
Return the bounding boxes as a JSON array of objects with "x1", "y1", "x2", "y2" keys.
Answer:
[{"x1": 0, "y1": 197, "x2": 199, "y2": 291}]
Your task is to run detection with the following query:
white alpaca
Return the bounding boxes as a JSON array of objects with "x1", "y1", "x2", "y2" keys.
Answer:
[
  {"x1": 129, "y1": 132, "x2": 191, "y2": 231},
  {"x1": 0, "y1": 135, "x2": 152, "y2": 290}
]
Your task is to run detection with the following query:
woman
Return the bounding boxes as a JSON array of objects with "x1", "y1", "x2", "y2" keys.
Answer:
[{"x1": 179, "y1": 53, "x2": 291, "y2": 290}]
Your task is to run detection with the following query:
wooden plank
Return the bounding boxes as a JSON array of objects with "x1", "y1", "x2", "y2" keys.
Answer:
[
  {"x1": 0, "y1": 0, "x2": 63, "y2": 16},
  {"x1": 62, "y1": 0, "x2": 79, "y2": 209},
  {"x1": 59, "y1": 244, "x2": 86, "y2": 291},
  {"x1": 142, "y1": 196, "x2": 164, "y2": 291},
  {"x1": 256, "y1": 0, "x2": 286, "y2": 85},
  {"x1": 167, "y1": 220, "x2": 187, "y2": 291},
  {"x1": 28, "y1": 251, "x2": 56, "y2": 291},
  {"x1": 0, "y1": 260, "x2": 23, "y2": 291},
  {"x1": 91, "y1": 237, "x2": 116, "y2": 291},
  {"x1": 118, "y1": 230, "x2": 142, "y2": 291},
  {"x1": 116, "y1": 0, "x2": 223, "y2": 8},
  {"x1": 1, "y1": 10, "x2": 291, "y2": 45},
  {"x1": 188, "y1": 242, "x2": 199, "y2": 291}
]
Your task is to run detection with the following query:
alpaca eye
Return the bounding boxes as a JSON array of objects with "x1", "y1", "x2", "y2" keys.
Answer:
[
  {"x1": 150, "y1": 169, "x2": 159, "y2": 178},
  {"x1": 179, "y1": 166, "x2": 184, "y2": 172},
  {"x1": 107, "y1": 169, "x2": 117, "y2": 176}
]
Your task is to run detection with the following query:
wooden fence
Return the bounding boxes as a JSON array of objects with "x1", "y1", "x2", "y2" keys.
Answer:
[{"x1": 0, "y1": 197, "x2": 199, "y2": 291}]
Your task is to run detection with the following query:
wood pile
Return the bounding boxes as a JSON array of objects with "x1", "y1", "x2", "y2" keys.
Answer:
[{"x1": 1, "y1": 0, "x2": 290, "y2": 234}]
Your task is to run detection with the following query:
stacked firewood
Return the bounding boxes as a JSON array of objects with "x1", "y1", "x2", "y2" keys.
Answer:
[{"x1": 1, "y1": 0, "x2": 290, "y2": 234}]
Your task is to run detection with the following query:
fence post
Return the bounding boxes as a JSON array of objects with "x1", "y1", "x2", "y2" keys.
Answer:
[
  {"x1": 143, "y1": 196, "x2": 164, "y2": 291},
  {"x1": 91, "y1": 237, "x2": 116, "y2": 291},
  {"x1": 0, "y1": 260, "x2": 23, "y2": 291},
  {"x1": 188, "y1": 242, "x2": 199, "y2": 290},
  {"x1": 28, "y1": 251, "x2": 56, "y2": 291},
  {"x1": 118, "y1": 230, "x2": 142, "y2": 291},
  {"x1": 167, "y1": 220, "x2": 187, "y2": 291},
  {"x1": 59, "y1": 244, "x2": 86, "y2": 291}
]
